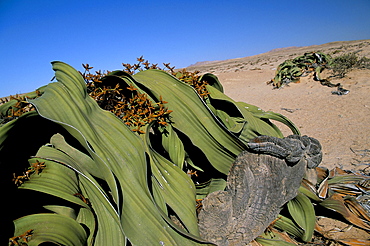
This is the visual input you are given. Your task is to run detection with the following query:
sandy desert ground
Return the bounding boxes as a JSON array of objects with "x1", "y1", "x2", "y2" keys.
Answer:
[{"x1": 188, "y1": 39, "x2": 370, "y2": 173}]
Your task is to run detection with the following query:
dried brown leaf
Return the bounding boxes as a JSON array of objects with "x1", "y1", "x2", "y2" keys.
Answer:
[
  {"x1": 316, "y1": 166, "x2": 329, "y2": 181},
  {"x1": 320, "y1": 193, "x2": 370, "y2": 231},
  {"x1": 337, "y1": 238, "x2": 370, "y2": 246},
  {"x1": 318, "y1": 177, "x2": 329, "y2": 199},
  {"x1": 344, "y1": 196, "x2": 370, "y2": 222}
]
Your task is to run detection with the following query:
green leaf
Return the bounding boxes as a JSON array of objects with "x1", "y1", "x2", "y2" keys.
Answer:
[
  {"x1": 195, "y1": 178, "x2": 227, "y2": 199},
  {"x1": 273, "y1": 215, "x2": 304, "y2": 239},
  {"x1": 76, "y1": 207, "x2": 98, "y2": 246},
  {"x1": 43, "y1": 204, "x2": 97, "y2": 244},
  {"x1": 205, "y1": 85, "x2": 265, "y2": 140},
  {"x1": 26, "y1": 143, "x2": 125, "y2": 245},
  {"x1": 130, "y1": 69, "x2": 247, "y2": 174},
  {"x1": 236, "y1": 102, "x2": 285, "y2": 141},
  {"x1": 204, "y1": 84, "x2": 299, "y2": 141},
  {"x1": 298, "y1": 185, "x2": 322, "y2": 202},
  {"x1": 249, "y1": 108, "x2": 300, "y2": 136},
  {"x1": 144, "y1": 124, "x2": 199, "y2": 237},
  {"x1": 287, "y1": 193, "x2": 315, "y2": 242},
  {"x1": 328, "y1": 174, "x2": 366, "y2": 185},
  {"x1": 161, "y1": 124, "x2": 186, "y2": 169},
  {"x1": 20, "y1": 157, "x2": 88, "y2": 208},
  {"x1": 0, "y1": 87, "x2": 45, "y2": 125},
  {"x1": 29, "y1": 62, "x2": 200, "y2": 245},
  {"x1": 200, "y1": 73, "x2": 224, "y2": 92},
  {"x1": 314, "y1": 66, "x2": 325, "y2": 80},
  {"x1": 13, "y1": 213, "x2": 87, "y2": 246},
  {"x1": 44, "y1": 205, "x2": 78, "y2": 220},
  {"x1": 3, "y1": 61, "x2": 303, "y2": 245}
]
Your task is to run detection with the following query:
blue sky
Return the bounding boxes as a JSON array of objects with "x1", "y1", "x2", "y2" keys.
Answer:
[{"x1": 1, "y1": 0, "x2": 370, "y2": 97}]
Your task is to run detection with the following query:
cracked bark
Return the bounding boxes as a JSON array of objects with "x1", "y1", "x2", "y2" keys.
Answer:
[{"x1": 198, "y1": 151, "x2": 307, "y2": 245}]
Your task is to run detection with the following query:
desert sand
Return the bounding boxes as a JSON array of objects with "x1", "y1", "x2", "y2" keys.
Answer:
[
  {"x1": 187, "y1": 40, "x2": 370, "y2": 242},
  {"x1": 188, "y1": 39, "x2": 370, "y2": 173}
]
